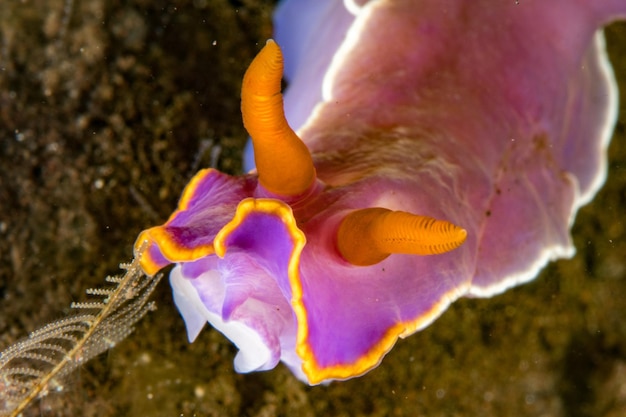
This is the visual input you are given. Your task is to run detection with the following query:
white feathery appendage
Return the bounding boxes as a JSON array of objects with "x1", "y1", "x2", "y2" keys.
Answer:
[{"x1": 0, "y1": 243, "x2": 162, "y2": 417}]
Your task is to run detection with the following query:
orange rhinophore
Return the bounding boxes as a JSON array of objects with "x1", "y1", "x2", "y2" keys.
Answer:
[
  {"x1": 337, "y1": 208, "x2": 467, "y2": 266},
  {"x1": 241, "y1": 39, "x2": 316, "y2": 197}
]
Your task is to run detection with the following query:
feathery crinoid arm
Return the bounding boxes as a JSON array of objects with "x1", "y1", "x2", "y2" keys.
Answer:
[{"x1": 0, "y1": 243, "x2": 162, "y2": 417}]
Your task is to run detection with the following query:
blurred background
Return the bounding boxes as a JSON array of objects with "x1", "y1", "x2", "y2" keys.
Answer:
[{"x1": 0, "y1": 1, "x2": 624, "y2": 416}]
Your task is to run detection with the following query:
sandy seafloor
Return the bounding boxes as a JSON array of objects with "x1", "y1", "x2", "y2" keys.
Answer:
[{"x1": 0, "y1": 1, "x2": 625, "y2": 416}]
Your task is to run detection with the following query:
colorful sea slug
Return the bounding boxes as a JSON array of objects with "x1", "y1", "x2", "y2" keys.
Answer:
[{"x1": 134, "y1": 0, "x2": 626, "y2": 384}]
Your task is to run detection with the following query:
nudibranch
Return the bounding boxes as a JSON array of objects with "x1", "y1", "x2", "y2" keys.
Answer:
[{"x1": 135, "y1": 0, "x2": 625, "y2": 384}]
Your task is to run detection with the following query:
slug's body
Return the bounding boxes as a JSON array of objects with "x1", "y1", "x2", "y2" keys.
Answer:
[{"x1": 135, "y1": 0, "x2": 626, "y2": 384}]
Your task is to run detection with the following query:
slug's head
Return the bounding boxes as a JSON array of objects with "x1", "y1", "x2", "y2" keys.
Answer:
[
  {"x1": 240, "y1": 40, "x2": 467, "y2": 266},
  {"x1": 134, "y1": 40, "x2": 468, "y2": 384}
]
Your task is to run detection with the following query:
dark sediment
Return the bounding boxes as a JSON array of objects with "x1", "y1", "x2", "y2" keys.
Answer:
[{"x1": 1, "y1": 1, "x2": 625, "y2": 416}]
